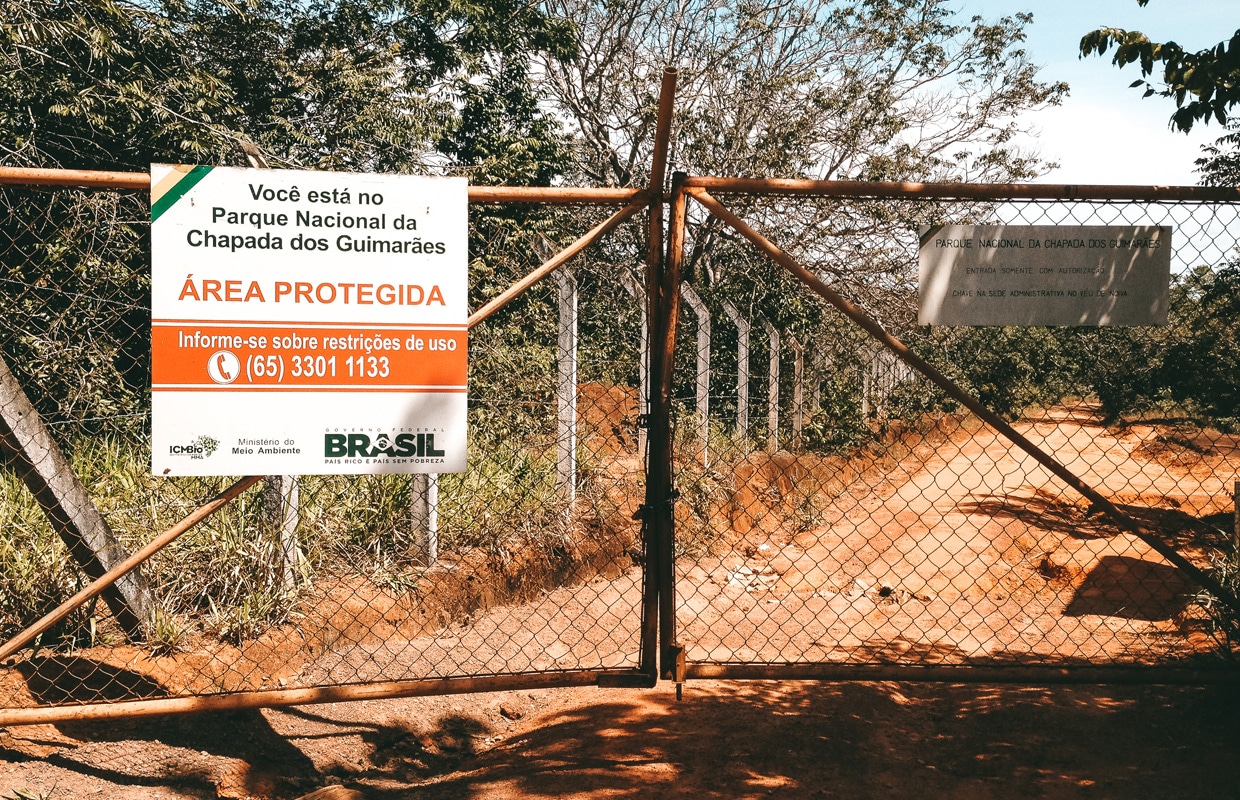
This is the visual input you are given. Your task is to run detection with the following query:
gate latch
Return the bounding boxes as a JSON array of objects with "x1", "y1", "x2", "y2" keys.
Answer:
[{"x1": 664, "y1": 643, "x2": 687, "y2": 699}]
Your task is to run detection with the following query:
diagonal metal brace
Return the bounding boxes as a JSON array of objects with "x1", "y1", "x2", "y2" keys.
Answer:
[{"x1": 688, "y1": 187, "x2": 1240, "y2": 623}]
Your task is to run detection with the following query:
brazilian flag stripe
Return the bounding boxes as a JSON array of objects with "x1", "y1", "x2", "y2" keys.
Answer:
[
  {"x1": 919, "y1": 225, "x2": 944, "y2": 248},
  {"x1": 151, "y1": 165, "x2": 213, "y2": 222}
]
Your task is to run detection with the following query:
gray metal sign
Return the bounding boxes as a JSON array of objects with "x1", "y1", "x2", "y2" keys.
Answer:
[{"x1": 919, "y1": 225, "x2": 1171, "y2": 326}]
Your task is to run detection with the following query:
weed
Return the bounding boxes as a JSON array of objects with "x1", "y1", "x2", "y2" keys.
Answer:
[
  {"x1": 2, "y1": 788, "x2": 54, "y2": 800},
  {"x1": 1194, "y1": 541, "x2": 1240, "y2": 656},
  {"x1": 145, "y1": 605, "x2": 186, "y2": 656}
]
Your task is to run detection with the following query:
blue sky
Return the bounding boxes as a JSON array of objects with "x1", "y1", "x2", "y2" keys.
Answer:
[{"x1": 953, "y1": 1, "x2": 1236, "y2": 184}]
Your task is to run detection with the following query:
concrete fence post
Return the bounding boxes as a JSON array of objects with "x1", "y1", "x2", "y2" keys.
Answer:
[
  {"x1": 860, "y1": 346, "x2": 874, "y2": 419},
  {"x1": 553, "y1": 267, "x2": 578, "y2": 502},
  {"x1": 1233, "y1": 480, "x2": 1239, "y2": 555},
  {"x1": 811, "y1": 347, "x2": 829, "y2": 416},
  {"x1": 679, "y1": 283, "x2": 711, "y2": 464},
  {"x1": 262, "y1": 475, "x2": 303, "y2": 588},
  {"x1": 619, "y1": 270, "x2": 649, "y2": 458},
  {"x1": 790, "y1": 336, "x2": 804, "y2": 451},
  {"x1": 410, "y1": 472, "x2": 439, "y2": 565},
  {"x1": 0, "y1": 353, "x2": 151, "y2": 637},
  {"x1": 721, "y1": 300, "x2": 750, "y2": 443},
  {"x1": 759, "y1": 316, "x2": 780, "y2": 452}
]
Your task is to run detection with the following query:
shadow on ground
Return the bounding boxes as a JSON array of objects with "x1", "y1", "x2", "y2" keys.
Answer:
[
  {"x1": 3, "y1": 680, "x2": 1240, "y2": 799},
  {"x1": 313, "y1": 680, "x2": 1240, "y2": 800}
]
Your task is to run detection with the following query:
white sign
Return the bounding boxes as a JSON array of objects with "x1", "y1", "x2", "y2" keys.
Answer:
[
  {"x1": 150, "y1": 165, "x2": 468, "y2": 476},
  {"x1": 919, "y1": 225, "x2": 1171, "y2": 326}
]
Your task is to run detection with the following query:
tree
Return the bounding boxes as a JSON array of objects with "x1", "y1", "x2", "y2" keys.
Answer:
[
  {"x1": 537, "y1": 0, "x2": 1066, "y2": 342},
  {"x1": 0, "y1": 0, "x2": 578, "y2": 437},
  {"x1": 543, "y1": 0, "x2": 1063, "y2": 188},
  {"x1": 1195, "y1": 120, "x2": 1240, "y2": 185},
  {"x1": 177, "y1": 0, "x2": 575, "y2": 175},
  {"x1": 1080, "y1": 0, "x2": 1240, "y2": 132},
  {"x1": 0, "y1": 0, "x2": 576, "y2": 173},
  {"x1": 0, "y1": 0, "x2": 234, "y2": 169}
]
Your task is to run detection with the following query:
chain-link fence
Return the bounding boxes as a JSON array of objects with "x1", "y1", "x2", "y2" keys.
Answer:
[
  {"x1": 3, "y1": 173, "x2": 1239, "y2": 723},
  {"x1": 0, "y1": 181, "x2": 653, "y2": 718},
  {"x1": 667, "y1": 183, "x2": 1240, "y2": 677}
]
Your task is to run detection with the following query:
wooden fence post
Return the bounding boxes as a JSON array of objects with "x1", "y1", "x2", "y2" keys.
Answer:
[
  {"x1": 721, "y1": 300, "x2": 750, "y2": 444},
  {"x1": 678, "y1": 283, "x2": 711, "y2": 464},
  {"x1": 553, "y1": 267, "x2": 578, "y2": 502},
  {"x1": 0, "y1": 353, "x2": 151, "y2": 637}
]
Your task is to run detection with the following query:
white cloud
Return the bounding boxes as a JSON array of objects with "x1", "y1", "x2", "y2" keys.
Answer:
[{"x1": 1026, "y1": 95, "x2": 1219, "y2": 186}]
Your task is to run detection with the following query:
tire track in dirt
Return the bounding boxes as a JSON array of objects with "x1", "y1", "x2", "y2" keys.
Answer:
[{"x1": 675, "y1": 407, "x2": 1236, "y2": 666}]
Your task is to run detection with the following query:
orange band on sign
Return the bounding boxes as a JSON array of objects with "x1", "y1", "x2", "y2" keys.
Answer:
[{"x1": 152, "y1": 323, "x2": 466, "y2": 390}]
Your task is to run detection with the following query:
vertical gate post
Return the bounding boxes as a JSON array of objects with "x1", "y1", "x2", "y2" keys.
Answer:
[
  {"x1": 641, "y1": 67, "x2": 679, "y2": 683},
  {"x1": 553, "y1": 267, "x2": 578, "y2": 503},
  {"x1": 678, "y1": 283, "x2": 711, "y2": 464},
  {"x1": 759, "y1": 317, "x2": 780, "y2": 452},
  {"x1": 0, "y1": 353, "x2": 151, "y2": 637},
  {"x1": 1234, "y1": 481, "x2": 1239, "y2": 555},
  {"x1": 721, "y1": 300, "x2": 750, "y2": 443},
  {"x1": 409, "y1": 472, "x2": 439, "y2": 565},
  {"x1": 619, "y1": 270, "x2": 649, "y2": 458},
  {"x1": 790, "y1": 336, "x2": 804, "y2": 451},
  {"x1": 654, "y1": 171, "x2": 687, "y2": 682}
]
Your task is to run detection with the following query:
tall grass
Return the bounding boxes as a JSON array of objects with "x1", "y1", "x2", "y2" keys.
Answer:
[{"x1": 0, "y1": 428, "x2": 573, "y2": 649}]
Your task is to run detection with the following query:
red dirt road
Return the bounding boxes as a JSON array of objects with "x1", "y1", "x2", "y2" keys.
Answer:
[{"x1": 3, "y1": 679, "x2": 1239, "y2": 798}]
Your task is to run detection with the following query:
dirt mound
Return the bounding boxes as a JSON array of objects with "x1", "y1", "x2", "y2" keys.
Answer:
[
  {"x1": 578, "y1": 382, "x2": 639, "y2": 455},
  {"x1": 1130, "y1": 425, "x2": 1229, "y2": 472}
]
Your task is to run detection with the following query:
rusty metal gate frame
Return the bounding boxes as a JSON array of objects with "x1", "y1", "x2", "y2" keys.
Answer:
[
  {"x1": 0, "y1": 72, "x2": 680, "y2": 727},
  {"x1": 654, "y1": 174, "x2": 1240, "y2": 687},
  {"x1": 5, "y1": 69, "x2": 1240, "y2": 728}
]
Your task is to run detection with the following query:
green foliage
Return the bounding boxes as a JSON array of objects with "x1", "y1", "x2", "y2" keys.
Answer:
[
  {"x1": 1078, "y1": 264, "x2": 1240, "y2": 428},
  {"x1": 1196, "y1": 120, "x2": 1240, "y2": 186},
  {"x1": 924, "y1": 326, "x2": 1080, "y2": 421},
  {"x1": 0, "y1": 187, "x2": 151, "y2": 430},
  {"x1": 0, "y1": 0, "x2": 234, "y2": 169},
  {"x1": 0, "y1": 467, "x2": 96, "y2": 644},
  {"x1": 1160, "y1": 264, "x2": 1240, "y2": 426},
  {"x1": 1, "y1": 0, "x2": 577, "y2": 172},
  {"x1": 802, "y1": 379, "x2": 871, "y2": 453},
  {"x1": 0, "y1": 428, "x2": 575, "y2": 646},
  {"x1": 1080, "y1": 1, "x2": 1240, "y2": 132},
  {"x1": 439, "y1": 57, "x2": 572, "y2": 186}
]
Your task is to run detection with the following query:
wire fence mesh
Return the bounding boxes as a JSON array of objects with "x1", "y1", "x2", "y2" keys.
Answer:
[
  {"x1": 0, "y1": 185, "x2": 649, "y2": 710},
  {"x1": 669, "y1": 192, "x2": 1240, "y2": 670},
  {"x1": 2, "y1": 180, "x2": 1238, "y2": 716}
]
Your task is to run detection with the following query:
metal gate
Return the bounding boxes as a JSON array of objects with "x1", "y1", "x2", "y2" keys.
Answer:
[
  {"x1": 2, "y1": 75, "x2": 1240, "y2": 729},
  {"x1": 658, "y1": 176, "x2": 1240, "y2": 684}
]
